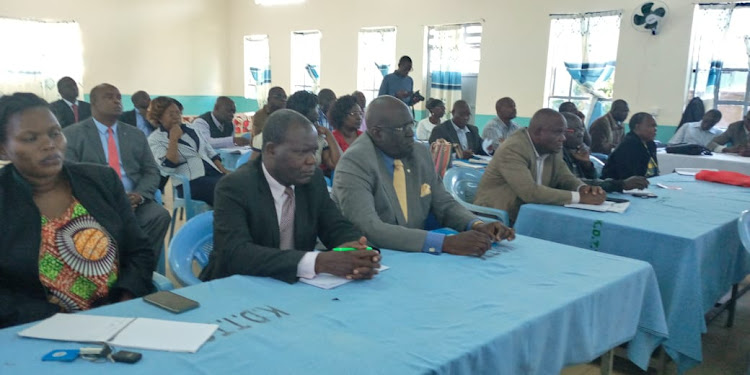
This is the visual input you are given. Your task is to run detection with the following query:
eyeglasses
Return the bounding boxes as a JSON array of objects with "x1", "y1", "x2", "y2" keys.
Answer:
[
  {"x1": 347, "y1": 111, "x2": 364, "y2": 117},
  {"x1": 376, "y1": 121, "x2": 416, "y2": 134}
]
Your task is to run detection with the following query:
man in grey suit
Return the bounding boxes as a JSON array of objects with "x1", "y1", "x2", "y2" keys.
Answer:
[
  {"x1": 333, "y1": 96, "x2": 514, "y2": 257},
  {"x1": 63, "y1": 83, "x2": 171, "y2": 265}
]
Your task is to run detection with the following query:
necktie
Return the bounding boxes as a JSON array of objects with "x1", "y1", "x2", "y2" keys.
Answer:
[
  {"x1": 279, "y1": 187, "x2": 295, "y2": 250},
  {"x1": 71, "y1": 103, "x2": 79, "y2": 123},
  {"x1": 393, "y1": 159, "x2": 408, "y2": 221},
  {"x1": 107, "y1": 127, "x2": 121, "y2": 178}
]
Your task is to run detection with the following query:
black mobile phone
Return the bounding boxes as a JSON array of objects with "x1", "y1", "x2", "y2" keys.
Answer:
[
  {"x1": 111, "y1": 350, "x2": 142, "y2": 364},
  {"x1": 143, "y1": 291, "x2": 199, "y2": 314},
  {"x1": 606, "y1": 197, "x2": 629, "y2": 203}
]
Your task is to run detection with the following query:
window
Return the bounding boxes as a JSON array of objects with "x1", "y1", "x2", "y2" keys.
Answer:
[
  {"x1": 290, "y1": 30, "x2": 321, "y2": 93},
  {"x1": 425, "y1": 23, "x2": 482, "y2": 117},
  {"x1": 543, "y1": 11, "x2": 621, "y2": 125},
  {"x1": 687, "y1": 4, "x2": 750, "y2": 129},
  {"x1": 357, "y1": 27, "x2": 396, "y2": 104},
  {"x1": 0, "y1": 18, "x2": 83, "y2": 102},
  {"x1": 244, "y1": 34, "x2": 271, "y2": 107}
]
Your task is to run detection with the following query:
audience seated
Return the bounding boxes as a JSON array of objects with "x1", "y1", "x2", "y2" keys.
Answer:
[
  {"x1": 707, "y1": 110, "x2": 750, "y2": 156},
  {"x1": 119, "y1": 90, "x2": 154, "y2": 137},
  {"x1": 251, "y1": 87, "x2": 287, "y2": 148},
  {"x1": 677, "y1": 97, "x2": 705, "y2": 131},
  {"x1": 286, "y1": 90, "x2": 340, "y2": 171},
  {"x1": 200, "y1": 109, "x2": 379, "y2": 283},
  {"x1": 63, "y1": 84, "x2": 171, "y2": 265},
  {"x1": 474, "y1": 109, "x2": 606, "y2": 224},
  {"x1": 332, "y1": 96, "x2": 514, "y2": 256},
  {"x1": 482, "y1": 97, "x2": 520, "y2": 153},
  {"x1": 668, "y1": 109, "x2": 722, "y2": 147},
  {"x1": 317, "y1": 88, "x2": 336, "y2": 131},
  {"x1": 0, "y1": 93, "x2": 154, "y2": 328},
  {"x1": 558, "y1": 101, "x2": 591, "y2": 147},
  {"x1": 49, "y1": 76, "x2": 91, "y2": 128},
  {"x1": 429, "y1": 100, "x2": 486, "y2": 157},
  {"x1": 147, "y1": 96, "x2": 230, "y2": 206},
  {"x1": 352, "y1": 90, "x2": 368, "y2": 131},
  {"x1": 192, "y1": 96, "x2": 250, "y2": 149},
  {"x1": 415, "y1": 98, "x2": 444, "y2": 141},
  {"x1": 378, "y1": 55, "x2": 423, "y2": 106},
  {"x1": 561, "y1": 112, "x2": 648, "y2": 193},
  {"x1": 330, "y1": 95, "x2": 363, "y2": 152},
  {"x1": 602, "y1": 112, "x2": 659, "y2": 180},
  {"x1": 589, "y1": 99, "x2": 629, "y2": 155}
]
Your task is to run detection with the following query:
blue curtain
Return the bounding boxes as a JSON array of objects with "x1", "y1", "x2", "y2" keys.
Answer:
[
  {"x1": 430, "y1": 71, "x2": 462, "y2": 91},
  {"x1": 375, "y1": 63, "x2": 390, "y2": 77},
  {"x1": 706, "y1": 60, "x2": 723, "y2": 92},
  {"x1": 249, "y1": 67, "x2": 272, "y2": 84},
  {"x1": 305, "y1": 64, "x2": 319, "y2": 80},
  {"x1": 564, "y1": 61, "x2": 616, "y2": 126}
]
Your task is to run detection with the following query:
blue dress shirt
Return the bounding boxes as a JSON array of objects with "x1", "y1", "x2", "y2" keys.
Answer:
[{"x1": 93, "y1": 119, "x2": 134, "y2": 192}]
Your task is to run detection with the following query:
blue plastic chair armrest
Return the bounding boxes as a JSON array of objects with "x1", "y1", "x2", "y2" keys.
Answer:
[
  {"x1": 152, "y1": 271, "x2": 174, "y2": 291},
  {"x1": 464, "y1": 202, "x2": 510, "y2": 226}
]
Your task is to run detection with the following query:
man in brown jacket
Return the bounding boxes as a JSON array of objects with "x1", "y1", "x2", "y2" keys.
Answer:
[
  {"x1": 589, "y1": 99, "x2": 629, "y2": 155},
  {"x1": 474, "y1": 109, "x2": 606, "y2": 223}
]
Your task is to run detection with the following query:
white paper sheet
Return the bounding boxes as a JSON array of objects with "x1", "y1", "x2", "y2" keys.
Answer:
[
  {"x1": 300, "y1": 266, "x2": 390, "y2": 289},
  {"x1": 18, "y1": 313, "x2": 134, "y2": 343},
  {"x1": 107, "y1": 318, "x2": 218, "y2": 353},
  {"x1": 565, "y1": 201, "x2": 630, "y2": 213},
  {"x1": 452, "y1": 161, "x2": 484, "y2": 169},
  {"x1": 622, "y1": 189, "x2": 657, "y2": 197}
]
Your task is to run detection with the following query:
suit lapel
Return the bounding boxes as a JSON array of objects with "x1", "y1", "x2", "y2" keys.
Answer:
[
  {"x1": 254, "y1": 161, "x2": 281, "y2": 247},
  {"x1": 83, "y1": 120, "x2": 107, "y2": 164},
  {"x1": 445, "y1": 122, "x2": 459, "y2": 144}
]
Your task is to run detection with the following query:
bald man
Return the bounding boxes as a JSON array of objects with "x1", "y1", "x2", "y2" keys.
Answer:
[
  {"x1": 429, "y1": 100, "x2": 485, "y2": 157},
  {"x1": 333, "y1": 96, "x2": 514, "y2": 257},
  {"x1": 192, "y1": 96, "x2": 249, "y2": 149},
  {"x1": 482, "y1": 97, "x2": 520, "y2": 153},
  {"x1": 475, "y1": 108, "x2": 605, "y2": 223}
]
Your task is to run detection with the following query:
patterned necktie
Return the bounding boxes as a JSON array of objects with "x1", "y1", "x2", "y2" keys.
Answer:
[
  {"x1": 107, "y1": 127, "x2": 121, "y2": 178},
  {"x1": 393, "y1": 159, "x2": 408, "y2": 221},
  {"x1": 279, "y1": 187, "x2": 295, "y2": 250},
  {"x1": 71, "y1": 103, "x2": 79, "y2": 123}
]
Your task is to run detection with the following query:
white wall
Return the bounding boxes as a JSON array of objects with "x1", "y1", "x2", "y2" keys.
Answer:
[
  {"x1": 226, "y1": 0, "x2": 701, "y2": 126},
  {"x1": 0, "y1": 0, "x2": 228, "y2": 96}
]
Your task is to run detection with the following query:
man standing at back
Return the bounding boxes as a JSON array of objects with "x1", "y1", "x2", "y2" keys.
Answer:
[
  {"x1": 378, "y1": 56, "x2": 423, "y2": 106},
  {"x1": 50, "y1": 76, "x2": 91, "y2": 128},
  {"x1": 474, "y1": 109, "x2": 606, "y2": 224},
  {"x1": 63, "y1": 84, "x2": 171, "y2": 266},
  {"x1": 201, "y1": 109, "x2": 380, "y2": 283},
  {"x1": 589, "y1": 99, "x2": 629, "y2": 155},
  {"x1": 333, "y1": 96, "x2": 514, "y2": 257},
  {"x1": 192, "y1": 96, "x2": 249, "y2": 149},
  {"x1": 119, "y1": 90, "x2": 154, "y2": 137}
]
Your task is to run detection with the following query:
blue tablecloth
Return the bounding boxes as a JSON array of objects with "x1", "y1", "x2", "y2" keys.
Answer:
[
  {"x1": 0, "y1": 236, "x2": 666, "y2": 375},
  {"x1": 515, "y1": 173, "x2": 750, "y2": 373}
]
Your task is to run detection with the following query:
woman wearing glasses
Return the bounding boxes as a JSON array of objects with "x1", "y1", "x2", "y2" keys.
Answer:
[{"x1": 330, "y1": 95, "x2": 363, "y2": 152}]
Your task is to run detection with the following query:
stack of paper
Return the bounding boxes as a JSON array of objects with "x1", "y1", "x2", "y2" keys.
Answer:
[
  {"x1": 300, "y1": 265, "x2": 390, "y2": 289},
  {"x1": 18, "y1": 314, "x2": 218, "y2": 353},
  {"x1": 565, "y1": 201, "x2": 630, "y2": 213}
]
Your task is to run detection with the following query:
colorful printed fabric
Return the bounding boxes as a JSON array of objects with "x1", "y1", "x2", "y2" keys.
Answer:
[{"x1": 38, "y1": 199, "x2": 118, "y2": 312}]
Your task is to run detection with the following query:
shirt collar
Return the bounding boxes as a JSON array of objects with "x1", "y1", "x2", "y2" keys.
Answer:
[
  {"x1": 261, "y1": 161, "x2": 294, "y2": 201},
  {"x1": 62, "y1": 98, "x2": 79, "y2": 107},
  {"x1": 525, "y1": 129, "x2": 542, "y2": 159},
  {"x1": 93, "y1": 117, "x2": 117, "y2": 135},
  {"x1": 451, "y1": 120, "x2": 469, "y2": 134},
  {"x1": 210, "y1": 112, "x2": 222, "y2": 127}
]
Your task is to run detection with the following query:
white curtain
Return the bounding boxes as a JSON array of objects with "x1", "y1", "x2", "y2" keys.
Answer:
[
  {"x1": 427, "y1": 25, "x2": 463, "y2": 108},
  {"x1": 244, "y1": 35, "x2": 271, "y2": 109},
  {"x1": 0, "y1": 18, "x2": 83, "y2": 101},
  {"x1": 689, "y1": 5, "x2": 735, "y2": 109}
]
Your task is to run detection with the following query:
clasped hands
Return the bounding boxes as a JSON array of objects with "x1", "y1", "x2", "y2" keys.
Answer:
[{"x1": 316, "y1": 237, "x2": 380, "y2": 280}]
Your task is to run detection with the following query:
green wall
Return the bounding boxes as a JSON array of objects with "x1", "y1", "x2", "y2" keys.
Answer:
[{"x1": 84, "y1": 94, "x2": 260, "y2": 116}]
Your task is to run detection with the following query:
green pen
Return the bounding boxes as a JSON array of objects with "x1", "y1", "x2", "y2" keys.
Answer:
[{"x1": 333, "y1": 247, "x2": 373, "y2": 251}]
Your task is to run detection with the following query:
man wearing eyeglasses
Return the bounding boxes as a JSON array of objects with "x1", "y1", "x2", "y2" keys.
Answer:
[
  {"x1": 332, "y1": 96, "x2": 515, "y2": 257},
  {"x1": 560, "y1": 112, "x2": 648, "y2": 192}
]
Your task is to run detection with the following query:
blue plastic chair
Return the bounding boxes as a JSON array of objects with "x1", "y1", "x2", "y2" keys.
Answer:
[
  {"x1": 590, "y1": 155, "x2": 605, "y2": 179},
  {"x1": 235, "y1": 150, "x2": 253, "y2": 169},
  {"x1": 167, "y1": 173, "x2": 212, "y2": 242},
  {"x1": 442, "y1": 167, "x2": 510, "y2": 225},
  {"x1": 738, "y1": 210, "x2": 750, "y2": 253},
  {"x1": 152, "y1": 272, "x2": 174, "y2": 291},
  {"x1": 169, "y1": 211, "x2": 214, "y2": 286}
]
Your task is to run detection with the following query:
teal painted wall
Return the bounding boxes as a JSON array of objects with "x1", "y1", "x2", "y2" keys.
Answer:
[{"x1": 83, "y1": 94, "x2": 260, "y2": 116}]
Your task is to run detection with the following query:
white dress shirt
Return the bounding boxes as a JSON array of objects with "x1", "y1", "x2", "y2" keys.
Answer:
[
  {"x1": 192, "y1": 113, "x2": 235, "y2": 149},
  {"x1": 525, "y1": 131, "x2": 580, "y2": 204},
  {"x1": 261, "y1": 162, "x2": 318, "y2": 279},
  {"x1": 451, "y1": 121, "x2": 470, "y2": 150},
  {"x1": 668, "y1": 121, "x2": 722, "y2": 147}
]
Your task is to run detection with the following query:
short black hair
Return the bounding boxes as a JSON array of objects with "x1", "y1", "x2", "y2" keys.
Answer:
[
  {"x1": 628, "y1": 112, "x2": 651, "y2": 131},
  {"x1": 425, "y1": 98, "x2": 444, "y2": 111},
  {"x1": 286, "y1": 91, "x2": 318, "y2": 116},
  {"x1": 0, "y1": 93, "x2": 50, "y2": 144},
  {"x1": 89, "y1": 83, "x2": 117, "y2": 105},
  {"x1": 398, "y1": 56, "x2": 412, "y2": 65},
  {"x1": 559, "y1": 101, "x2": 577, "y2": 113},
  {"x1": 329, "y1": 95, "x2": 359, "y2": 130},
  {"x1": 262, "y1": 109, "x2": 312, "y2": 150}
]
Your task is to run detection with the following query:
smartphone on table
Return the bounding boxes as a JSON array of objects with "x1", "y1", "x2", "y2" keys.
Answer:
[{"x1": 143, "y1": 291, "x2": 199, "y2": 313}]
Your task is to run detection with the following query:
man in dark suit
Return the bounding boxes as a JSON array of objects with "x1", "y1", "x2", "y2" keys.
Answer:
[
  {"x1": 200, "y1": 109, "x2": 380, "y2": 284},
  {"x1": 49, "y1": 76, "x2": 91, "y2": 128},
  {"x1": 602, "y1": 112, "x2": 660, "y2": 180},
  {"x1": 428, "y1": 100, "x2": 486, "y2": 157},
  {"x1": 119, "y1": 90, "x2": 154, "y2": 137},
  {"x1": 63, "y1": 84, "x2": 170, "y2": 266}
]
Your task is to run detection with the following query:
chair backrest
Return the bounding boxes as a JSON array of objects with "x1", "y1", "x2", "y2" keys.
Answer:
[
  {"x1": 590, "y1": 155, "x2": 605, "y2": 178},
  {"x1": 739, "y1": 210, "x2": 750, "y2": 253},
  {"x1": 235, "y1": 150, "x2": 253, "y2": 169},
  {"x1": 169, "y1": 211, "x2": 214, "y2": 286},
  {"x1": 443, "y1": 167, "x2": 484, "y2": 204}
]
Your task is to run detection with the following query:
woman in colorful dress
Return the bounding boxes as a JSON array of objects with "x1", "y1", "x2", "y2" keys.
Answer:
[{"x1": 0, "y1": 93, "x2": 154, "y2": 328}]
